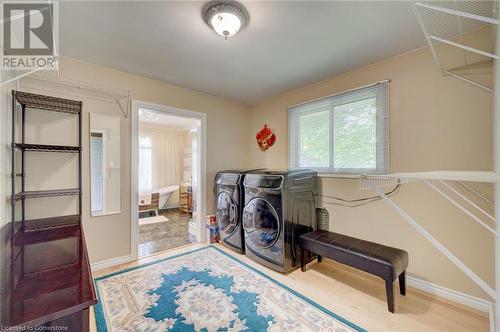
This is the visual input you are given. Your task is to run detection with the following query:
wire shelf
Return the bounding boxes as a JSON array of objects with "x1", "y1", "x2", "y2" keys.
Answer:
[
  {"x1": 13, "y1": 143, "x2": 80, "y2": 153},
  {"x1": 14, "y1": 90, "x2": 81, "y2": 114},
  {"x1": 413, "y1": 1, "x2": 499, "y2": 91},
  {"x1": 14, "y1": 188, "x2": 81, "y2": 200}
]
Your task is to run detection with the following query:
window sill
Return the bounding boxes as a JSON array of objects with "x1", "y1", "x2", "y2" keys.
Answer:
[{"x1": 317, "y1": 173, "x2": 361, "y2": 179}]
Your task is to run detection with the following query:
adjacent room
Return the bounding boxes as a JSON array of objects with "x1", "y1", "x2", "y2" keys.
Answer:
[
  {"x1": 0, "y1": 1, "x2": 498, "y2": 331},
  {"x1": 137, "y1": 109, "x2": 200, "y2": 256}
]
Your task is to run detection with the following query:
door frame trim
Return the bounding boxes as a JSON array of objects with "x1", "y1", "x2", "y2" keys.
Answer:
[{"x1": 130, "y1": 100, "x2": 207, "y2": 260}]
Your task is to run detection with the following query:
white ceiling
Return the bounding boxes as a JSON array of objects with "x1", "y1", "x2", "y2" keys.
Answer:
[
  {"x1": 139, "y1": 108, "x2": 200, "y2": 131},
  {"x1": 60, "y1": 1, "x2": 426, "y2": 105}
]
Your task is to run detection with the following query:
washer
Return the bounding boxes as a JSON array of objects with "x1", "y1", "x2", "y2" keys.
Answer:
[
  {"x1": 242, "y1": 170, "x2": 318, "y2": 272},
  {"x1": 214, "y1": 170, "x2": 262, "y2": 253}
]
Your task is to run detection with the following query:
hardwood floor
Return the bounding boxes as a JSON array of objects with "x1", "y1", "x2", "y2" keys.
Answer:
[{"x1": 90, "y1": 243, "x2": 489, "y2": 331}]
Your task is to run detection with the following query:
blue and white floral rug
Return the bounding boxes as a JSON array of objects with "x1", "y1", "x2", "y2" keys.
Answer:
[{"x1": 94, "y1": 246, "x2": 366, "y2": 332}]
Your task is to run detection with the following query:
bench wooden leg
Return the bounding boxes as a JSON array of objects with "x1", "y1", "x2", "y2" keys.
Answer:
[
  {"x1": 385, "y1": 279, "x2": 395, "y2": 313},
  {"x1": 301, "y1": 248, "x2": 307, "y2": 272},
  {"x1": 399, "y1": 271, "x2": 406, "y2": 296},
  {"x1": 317, "y1": 255, "x2": 322, "y2": 263}
]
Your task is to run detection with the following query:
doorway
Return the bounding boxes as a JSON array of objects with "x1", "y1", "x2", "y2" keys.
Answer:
[{"x1": 131, "y1": 101, "x2": 206, "y2": 259}]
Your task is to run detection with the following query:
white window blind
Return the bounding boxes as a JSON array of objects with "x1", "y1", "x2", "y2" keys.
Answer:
[{"x1": 288, "y1": 81, "x2": 389, "y2": 174}]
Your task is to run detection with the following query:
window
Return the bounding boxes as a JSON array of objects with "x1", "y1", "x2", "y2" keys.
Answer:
[
  {"x1": 90, "y1": 132, "x2": 104, "y2": 214},
  {"x1": 288, "y1": 82, "x2": 389, "y2": 174},
  {"x1": 138, "y1": 135, "x2": 153, "y2": 192}
]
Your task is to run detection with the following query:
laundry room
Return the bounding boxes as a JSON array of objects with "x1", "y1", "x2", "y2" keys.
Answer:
[{"x1": 0, "y1": 1, "x2": 496, "y2": 331}]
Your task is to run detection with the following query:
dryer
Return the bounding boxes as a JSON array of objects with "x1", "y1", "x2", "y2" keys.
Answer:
[
  {"x1": 214, "y1": 170, "x2": 261, "y2": 253},
  {"x1": 242, "y1": 170, "x2": 318, "y2": 272}
]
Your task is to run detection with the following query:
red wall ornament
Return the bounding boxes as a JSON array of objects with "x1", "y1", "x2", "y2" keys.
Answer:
[{"x1": 256, "y1": 124, "x2": 276, "y2": 151}]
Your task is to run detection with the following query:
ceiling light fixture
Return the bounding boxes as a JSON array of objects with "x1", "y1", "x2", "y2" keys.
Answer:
[{"x1": 203, "y1": 1, "x2": 249, "y2": 40}]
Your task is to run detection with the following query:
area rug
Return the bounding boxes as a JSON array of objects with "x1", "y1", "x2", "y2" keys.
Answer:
[
  {"x1": 138, "y1": 215, "x2": 169, "y2": 226},
  {"x1": 94, "y1": 246, "x2": 366, "y2": 332}
]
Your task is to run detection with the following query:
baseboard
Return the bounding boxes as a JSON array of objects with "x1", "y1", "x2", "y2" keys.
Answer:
[
  {"x1": 407, "y1": 275, "x2": 492, "y2": 313},
  {"x1": 91, "y1": 254, "x2": 134, "y2": 271},
  {"x1": 188, "y1": 221, "x2": 199, "y2": 242}
]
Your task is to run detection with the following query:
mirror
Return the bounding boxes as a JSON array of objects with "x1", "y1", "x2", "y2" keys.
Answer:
[{"x1": 90, "y1": 113, "x2": 121, "y2": 216}]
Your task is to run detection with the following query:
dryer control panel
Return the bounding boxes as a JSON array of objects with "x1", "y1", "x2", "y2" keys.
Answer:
[
  {"x1": 217, "y1": 173, "x2": 241, "y2": 185},
  {"x1": 244, "y1": 175, "x2": 283, "y2": 189}
]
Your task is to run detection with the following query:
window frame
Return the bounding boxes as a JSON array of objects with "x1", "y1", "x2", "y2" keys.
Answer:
[{"x1": 288, "y1": 81, "x2": 389, "y2": 175}]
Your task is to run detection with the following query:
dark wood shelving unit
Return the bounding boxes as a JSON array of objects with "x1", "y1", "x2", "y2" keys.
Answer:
[
  {"x1": 1, "y1": 91, "x2": 96, "y2": 331},
  {"x1": 10, "y1": 90, "x2": 83, "y2": 225}
]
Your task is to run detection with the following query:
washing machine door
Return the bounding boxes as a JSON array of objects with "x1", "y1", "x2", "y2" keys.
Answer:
[
  {"x1": 216, "y1": 191, "x2": 238, "y2": 234},
  {"x1": 243, "y1": 198, "x2": 280, "y2": 248}
]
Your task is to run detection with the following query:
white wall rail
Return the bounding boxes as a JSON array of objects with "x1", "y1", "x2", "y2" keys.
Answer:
[
  {"x1": 457, "y1": 181, "x2": 495, "y2": 206},
  {"x1": 20, "y1": 72, "x2": 131, "y2": 119},
  {"x1": 440, "y1": 180, "x2": 495, "y2": 222},
  {"x1": 424, "y1": 180, "x2": 498, "y2": 238}
]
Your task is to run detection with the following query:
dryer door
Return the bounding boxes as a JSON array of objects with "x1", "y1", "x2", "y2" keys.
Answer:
[
  {"x1": 243, "y1": 198, "x2": 280, "y2": 249},
  {"x1": 216, "y1": 191, "x2": 238, "y2": 234}
]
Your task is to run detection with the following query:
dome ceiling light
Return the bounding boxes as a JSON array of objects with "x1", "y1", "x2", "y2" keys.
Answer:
[{"x1": 203, "y1": 1, "x2": 249, "y2": 40}]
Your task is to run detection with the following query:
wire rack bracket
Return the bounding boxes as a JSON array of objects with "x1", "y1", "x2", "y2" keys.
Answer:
[{"x1": 413, "y1": 1, "x2": 499, "y2": 92}]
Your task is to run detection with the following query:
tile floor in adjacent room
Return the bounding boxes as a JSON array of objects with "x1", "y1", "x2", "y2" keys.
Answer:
[
  {"x1": 138, "y1": 210, "x2": 192, "y2": 257},
  {"x1": 91, "y1": 243, "x2": 490, "y2": 332}
]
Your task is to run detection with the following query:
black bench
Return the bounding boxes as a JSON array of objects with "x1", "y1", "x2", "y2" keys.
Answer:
[{"x1": 299, "y1": 230, "x2": 409, "y2": 313}]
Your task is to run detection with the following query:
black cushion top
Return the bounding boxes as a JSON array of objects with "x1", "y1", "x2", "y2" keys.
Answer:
[{"x1": 299, "y1": 230, "x2": 408, "y2": 280}]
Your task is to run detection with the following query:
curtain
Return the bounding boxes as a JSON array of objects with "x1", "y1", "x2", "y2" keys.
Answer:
[{"x1": 139, "y1": 126, "x2": 184, "y2": 193}]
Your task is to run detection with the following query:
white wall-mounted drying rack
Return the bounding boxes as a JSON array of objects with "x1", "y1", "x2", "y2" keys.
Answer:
[
  {"x1": 19, "y1": 72, "x2": 131, "y2": 119},
  {"x1": 361, "y1": 171, "x2": 497, "y2": 330},
  {"x1": 413, "y1": 1, "x2": 499, "y2": 92}
]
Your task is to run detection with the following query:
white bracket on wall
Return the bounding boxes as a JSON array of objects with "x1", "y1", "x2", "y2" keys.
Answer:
[
  {"x1": 413, "y1": 1, "x2": 499, "y2": 92},
  {"x1": 361, "y1": 171, "x2": 499, "y2": 331}
]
